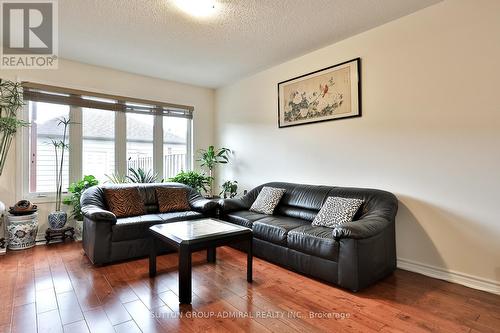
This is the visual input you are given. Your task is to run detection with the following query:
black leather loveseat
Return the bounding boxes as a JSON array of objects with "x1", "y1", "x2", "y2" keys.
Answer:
[
  {"x1": 220, "y1": 182, "x2": 398, "y2": 291},
  {"x1": 81, "y1": 183, "x2": 218, "y2": 265}
]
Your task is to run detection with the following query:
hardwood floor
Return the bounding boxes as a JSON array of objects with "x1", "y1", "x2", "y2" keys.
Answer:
[{"x1": 0, "y1": 242, "x2": 499, "y2": 333}]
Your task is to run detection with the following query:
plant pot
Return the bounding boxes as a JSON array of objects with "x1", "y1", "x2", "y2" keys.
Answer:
[
  {"x1": 48, "y1": 211, "x2": 67, "y2": 229},
  {"x1": 75, "y1": 219, "x2": 83, "y2": 239},
  {"x1": 6, "y1": 212, "x2": 38, "y2": 250}
]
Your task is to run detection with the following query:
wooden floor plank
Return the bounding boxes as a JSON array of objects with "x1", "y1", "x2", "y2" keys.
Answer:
[
  {"x1": 37, "y1": 309, "x2": 63, "y2": 333},
  {"x1": 82, "y1": 307, "x2": 115, "y2": 333},
  {"x1": 63, "y1": 320, "x2": 90, "y2": 333},
  {"x1": 0, "y1": 242, "x2": 499, "y2": 333},
  {"x1": 113, "y1": 320, "x2": 142, "y2": 333}
]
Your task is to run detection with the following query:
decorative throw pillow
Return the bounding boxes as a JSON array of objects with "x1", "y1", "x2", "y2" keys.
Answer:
[
  {"x1": 156, "y1": 187, "x2": 191, "y2": 213},
  {"x1": 249, "y1": 186, "x2": 286, "y2": 215},
  {"x1": 312, "y1": 197, "x2": 364, "y2": 228},
  {"x1": 103, "y1": 187, "x2": 146, "y2": 218}
]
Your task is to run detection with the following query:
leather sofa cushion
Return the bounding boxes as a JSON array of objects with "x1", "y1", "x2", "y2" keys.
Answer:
[
  {"x1": 155, "y1": 187, "x2": 190, "y2": 213},
  {"x1": 103, "y1": 187, "x2": 145, "y2": 218},
  {"x1": 287, "y1": 225, "x2": 339, "y2": 261},
  {"x1": 225, "y1": 210, "x2": 268, "y2": 228},
  {"x1": 156, "y1": 211, "x2": 203, "y2": 222},
  {"x1": 274, "y1": 205, "x2": 318, "y2": 222},
  {"x1": 252, "y1": 216, "x2": 309, "y2": 245},
  {"x1": 112, "y1": 211, "x2": 202, "y2": 242}
]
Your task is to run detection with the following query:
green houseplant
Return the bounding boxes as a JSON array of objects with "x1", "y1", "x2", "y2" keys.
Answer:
[
  {"x1": 169, "y1": 170, "x2": 211, "y2": 193},
  {"x1": 220, "y1": 180, "x2": 238, "y2": 199},
  {"x1": 105, "y1": 171, "x2": 128, "y2": 184},
  {"x1": 126, "y1": 167, "x2": 158, "y2": 183},
  {"x1": 63, "y1": 175, "x2": 99, "y2": 221},
  {"x1": 0, "y1": 79, "x2": 29, "y2": 176},
  {"x1": 48, "y1": 117, "x2": 71, "y2": 229},
  {"x1": 197, "y1": 145, "x2": 231, "y2": 198}
]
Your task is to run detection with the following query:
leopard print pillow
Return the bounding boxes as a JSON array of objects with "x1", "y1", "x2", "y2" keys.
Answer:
[
  {"x1": 249, "y1": 187, "x2": 286, "y2": 215},
  {"x1": 312, "y1": 197, "x2": 364, "y2": 228},
  {"x1": 103, "y1": 187, "x2": 146, "y2": 218},
  {"x1": 156, "y1": 187, "x2": 191, "y2": 213}
]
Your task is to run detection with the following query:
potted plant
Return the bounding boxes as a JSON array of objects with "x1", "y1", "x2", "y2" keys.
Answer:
[
  {"x1": 197, "y1": 145, "x2": 231, "y2": 198},
  {"x1": 63, "y1": 175, "x2": 98, "y2": 238},
  {"x1": 169, "y1": 170, "x2": 211, "y2": 193},
  {"x1": 0, "y1": 79, "x2": 29, "y2": 175},
  {"x1": 48, "y1": 117, "x2": 71, "y2": 229},
  {"x1": 63, "y1": 175, "x2": 99, "y2": 219},
  {"x1": 126, "y1": 167, "x2": 158, "y2": 183},
  {"x1": 220, "y1": 180, "x2": 238, "y2": 199}
]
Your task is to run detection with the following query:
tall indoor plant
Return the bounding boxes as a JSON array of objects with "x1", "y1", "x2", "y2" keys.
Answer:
[
  {"x1": 197, "y1": 145, "x2": 231, "y2": 198},
  {"x1": 0, "y1": 79, "x2": 28, "y2": 176},
  {"x1": 48, "y1": 117, "x2": 71, "y2": 229},
  {"x1": 63, "y1": 175, "x2": 99, "y2": 221}
]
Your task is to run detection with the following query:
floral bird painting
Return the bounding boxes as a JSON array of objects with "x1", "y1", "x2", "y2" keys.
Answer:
[{"x1": 278, "y1": 58, "x2": 360, "y2": 128}]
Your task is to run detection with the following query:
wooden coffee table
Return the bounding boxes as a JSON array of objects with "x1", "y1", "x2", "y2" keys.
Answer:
[{"x1": 149, "y1": 218, "x2": 253, "y2": 304}]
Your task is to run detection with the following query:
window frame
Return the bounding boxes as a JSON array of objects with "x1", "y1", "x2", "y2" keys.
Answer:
[{"x1": 17, "y1": 86, "x2": 193, "y2": 202}]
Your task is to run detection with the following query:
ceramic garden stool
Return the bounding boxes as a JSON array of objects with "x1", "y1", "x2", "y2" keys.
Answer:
[{"x1": 6, "y1": 212, "x2": 39, "y2": 250}]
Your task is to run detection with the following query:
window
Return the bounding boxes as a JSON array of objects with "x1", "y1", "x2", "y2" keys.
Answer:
[
  {"x1": 163, "y1": 116, "x2": 189, "y2": 178},
  {"x1": 21, "y1": 83, "x2": 193, "y2": 196},
  {"x1": 82, "y1": 108, "x2": 115, "y2": 183},
  {"x1": 126, "y1": 112, "x2": 154, "y2": 175},
  {"x1": 29, "y1": 101, "x2": 70, "y2": 193}
]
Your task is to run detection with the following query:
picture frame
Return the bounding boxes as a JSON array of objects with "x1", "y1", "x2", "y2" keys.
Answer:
[{"x1": 277, "y1": 57, "x2": 361, "y2": 128}]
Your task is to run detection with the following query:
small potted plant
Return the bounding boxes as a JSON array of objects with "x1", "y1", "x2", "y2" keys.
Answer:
[
  {"x1": 63, "y1": 175, "x2": 99, "y2": 237},
  {"x1": 48, "y1": 117, "x2": 71, "y2": 229},
  {"x1": 220, "y1": 180, "x2": 238, "y2": 199},
  {"x1": 197, "y1": 145, "x2": 231, "y2": 198}
]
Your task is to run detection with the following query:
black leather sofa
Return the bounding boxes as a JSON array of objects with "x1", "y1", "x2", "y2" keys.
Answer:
[
  {"x1": 81, "y1": 183, "x2": 218, "y2": 265},
  {"x1": 220, "y1": 182, "x2": 398, "y2": 291}
]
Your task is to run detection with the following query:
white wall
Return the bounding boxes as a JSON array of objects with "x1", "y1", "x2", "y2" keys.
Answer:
[
  {"x1": 0, "y1": 59, "x2": 214, "y2": 238},
  {"x1": 215, "y1": 0, "x2": 500, "y2": 292}
]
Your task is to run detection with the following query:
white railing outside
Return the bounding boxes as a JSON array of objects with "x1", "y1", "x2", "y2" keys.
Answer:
[{"x1": 127, "y1": 153, "x2": 186, "y2": 179}]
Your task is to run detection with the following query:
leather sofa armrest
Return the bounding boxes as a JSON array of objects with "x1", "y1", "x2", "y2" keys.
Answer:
[
  {"x1": 220, "y1": 198, "x2": 251, "y2": 213},
  {"x1": 190, "y1": 198, "x2": 219, "y2": 214},
  {"x1": 81, "y1": 205, "x2": 117, "y2": 224},
  {"x1": 333, "y1": 217, "x2": 391, "y2": 240}
]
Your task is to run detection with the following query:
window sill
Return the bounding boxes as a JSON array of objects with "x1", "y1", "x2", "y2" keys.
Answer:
[{"x1": 23, "y1": 194, "x2": 66, "y2": 205}]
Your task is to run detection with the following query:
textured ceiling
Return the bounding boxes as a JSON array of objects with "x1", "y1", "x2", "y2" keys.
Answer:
[{"x1": 59, "y1": 0, "x2": 440, "y2": 88}]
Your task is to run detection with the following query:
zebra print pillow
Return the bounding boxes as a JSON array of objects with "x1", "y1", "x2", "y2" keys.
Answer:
[
  {"x1": 312, "y1": 197, "x2": 364, "y2": 228},
  {"x1": 249, "y1": 187, "x2": 286, "y2": 215},
  {"x1": 103, "y1": 187, "x2": 146, "y2": 218}
]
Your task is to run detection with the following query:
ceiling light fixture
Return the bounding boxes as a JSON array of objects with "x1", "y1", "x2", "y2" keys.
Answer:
[{"x1": 173, "y1": 0, "x2": 217, "y2": 18}]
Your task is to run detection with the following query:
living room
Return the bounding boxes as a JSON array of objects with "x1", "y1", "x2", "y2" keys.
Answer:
[{"x1": 0, "y1": 0, "x2": 499, "y2": 332}]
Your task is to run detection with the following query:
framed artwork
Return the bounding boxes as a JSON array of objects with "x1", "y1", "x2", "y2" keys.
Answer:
[{"x1": 277, "y1": 57, "x2": 361, "y2": 128}]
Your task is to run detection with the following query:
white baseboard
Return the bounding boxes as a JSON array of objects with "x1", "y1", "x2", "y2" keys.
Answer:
[{"x1": 397, "y1": 258, "x2": 500, "y2": 295}]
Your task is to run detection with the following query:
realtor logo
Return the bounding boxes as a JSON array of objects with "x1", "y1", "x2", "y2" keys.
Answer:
[{"x1": 1, "y1": 0, "x2": 58, "y2": 69}]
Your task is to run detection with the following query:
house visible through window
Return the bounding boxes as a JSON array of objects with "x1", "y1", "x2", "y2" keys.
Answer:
[
  {"x1": 126, "y1": 112, "x2": 154, "y2": 175},
  {"x1": 163, "y1": 116, "x2": 188, "y2": 178},
  {"x1": 82, "y1": 108, "x2": 115, "y2": 183},
  {"x1": 23, "y1": 84, "x2": 193, "y2": 196},
  {"x1": 29, "y1": 101, "x2": 70, "y2": 193}
]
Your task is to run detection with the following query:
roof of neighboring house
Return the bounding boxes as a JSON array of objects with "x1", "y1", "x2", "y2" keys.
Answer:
[{"x1": 36, "y1": 113, "x2": 186, "y2": 144}]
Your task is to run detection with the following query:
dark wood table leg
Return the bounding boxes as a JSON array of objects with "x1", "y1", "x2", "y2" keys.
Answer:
[
  {"x1": 247, "y1": 237, "x2": 253, "y2": 283},
  {"x1": 207, "y1": 246, "x2": 216, "y2": 263},
  {"x1": 149, "y1": 237, "x2": 157, "y2": 277},
  {"x1": 179, "y1": 244, "x2": 192, "y2": 304}
]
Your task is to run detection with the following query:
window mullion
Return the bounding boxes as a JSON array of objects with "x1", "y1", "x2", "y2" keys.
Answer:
[
  {"x1": 187, "y1": 118, "x2": 193, "y2": 170},
  {"x1": 154, "y1": 113, "x2": 163, "y2": 181},
  {"x1": 69, "y1": 106, "x2": 82, "y2": 184},
  {"x1": 115, "y1": 111, "x2": 127, "y2": 175}
]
